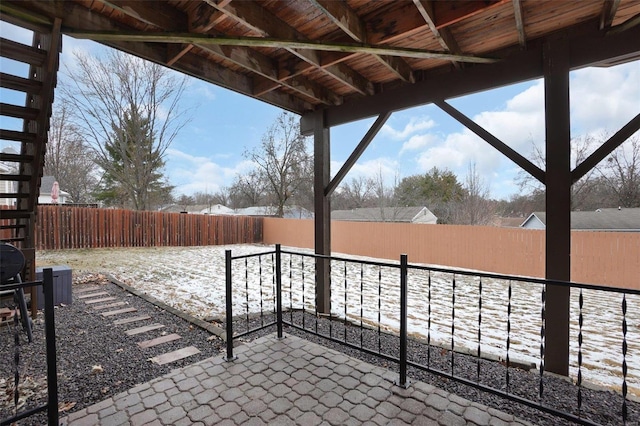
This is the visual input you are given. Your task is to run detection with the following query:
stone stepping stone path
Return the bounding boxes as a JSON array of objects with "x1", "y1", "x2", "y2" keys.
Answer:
[
  {"x1": 138, "y1": 333, "x2": 181, "y2": 349},
  {"x1": 92, "y1": 301, "x2": 126, "y2": 310},
  {"x1": 77, "y1": 285, "x2": 201, "y2": 366},
  {"x1": 113, "y1": 315, "x2": 151, "y2": 325},
  {"x1": 77, "y1": 291, "x2": 109, "y2": 299},
  {"x1": 74, "y1": 286, "x2": 102, "y2": 294},
  {"x1": 125, "y1": 323, "x2": 165, "y2": 336},
  {"x1": 101, "y1": 307, "x2": 137, "y2": 317},
  {"x1": 84, "y1": 297, "x2": 116, "y2": 305},
  {"x1": 149, "y1": 346, "x2": 200, "y2": 365}
]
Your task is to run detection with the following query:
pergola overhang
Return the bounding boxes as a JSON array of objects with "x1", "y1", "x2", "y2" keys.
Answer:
[{"x1": 1, "y1": 0, "x2": 640, "y2": 377}]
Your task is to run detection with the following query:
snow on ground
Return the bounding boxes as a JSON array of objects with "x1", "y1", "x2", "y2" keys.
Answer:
[{"x1": 38, "y1": 244, "x2": 640, "y2": 397}]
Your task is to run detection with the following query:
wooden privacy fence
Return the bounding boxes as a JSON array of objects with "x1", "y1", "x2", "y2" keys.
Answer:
[
  {"x1": 35, "y1": 205, "x2": 262, "y2": 249},
  {"x1": 262, "y1": 218, "x2": 640, "y2": 290}
]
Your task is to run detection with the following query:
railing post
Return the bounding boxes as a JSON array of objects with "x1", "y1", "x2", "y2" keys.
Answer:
[
  {"x1": 224, "y1": 250, "x2": 236, "y2": 361},
  {"x1": 276, "y1": 244, "x2": 283, "y2": 339},
  {"x1": 43, "y1": 268, "x2": 59, "y2": 426},
  {"x1": 397, "y1": 254, "x2": 409, "y2": 388}
]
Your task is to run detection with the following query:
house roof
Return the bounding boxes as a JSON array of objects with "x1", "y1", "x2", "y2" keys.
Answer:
[
  {"x1": 4, "y1": 1, "x2": 639, "y2": 122},
  {"x1": 332, "y1": 207, "x2": 432, "y2": 223},
  {"x1": 40, "y1": 176, "x2": 56, "y2": 194},
  {"x1": 524, "y1": 208, "x2": 640, "y2": 230}
]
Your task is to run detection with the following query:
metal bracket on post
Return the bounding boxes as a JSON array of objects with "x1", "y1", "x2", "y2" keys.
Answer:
[{"x1": 224, "y1": 249, "x2": 237, "y2": 362}]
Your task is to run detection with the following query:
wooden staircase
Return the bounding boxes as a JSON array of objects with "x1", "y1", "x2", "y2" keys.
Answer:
[{"x1": 0, "y1": 16, "x2": 62, "y2": 288}]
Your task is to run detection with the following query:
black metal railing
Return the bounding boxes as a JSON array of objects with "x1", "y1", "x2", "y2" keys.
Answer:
[
  {"x1": 224, "y1": 244, "x2": 639, "y2": 425},
  {"x1": 1, "y1": 268, "x2": 58, "y2": 426}
]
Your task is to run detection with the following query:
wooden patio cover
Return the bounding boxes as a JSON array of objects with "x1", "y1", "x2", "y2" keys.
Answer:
[{"x1": 2, "y1": 0, "x2": 640, "y2": 376}]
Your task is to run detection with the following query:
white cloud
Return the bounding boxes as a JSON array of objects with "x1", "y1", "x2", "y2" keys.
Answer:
[
  {"x1": 165, "y1": 148, "x2": 252, "y2": 196},
  {"x1": 570, "y1": 62, "x2": 640, "y2": 135},
  {"x1": 400, "y1": 133, "x2": 440, "y2": 154},
  {"x1": 382, "y1": 116, "x2": 436, "y2": 140}
]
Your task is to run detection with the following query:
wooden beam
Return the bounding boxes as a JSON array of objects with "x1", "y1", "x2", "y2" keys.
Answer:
[
  {"x1": 326, "y1": 112, "x2": 391, "y2": 197},
  {"x1": 0, "y1": 72, "x2": 43, "y2": 93},
  {"x1": 66, "y1": 30, "x2": 499, "y2": 63},
  {"x1": 435, "y1": 100, "x2": 545, "y2": 184},
  {"x1": 0, "y1": 37, "x2": 46, "y2": 66},
  {"x1": 0, "y1": 0, "x2": 311, "y2": 113},
  {"x1": 310, "y1": 0, "x2": 414, "y2": 83},
  {"x1": 167, "y1": 0, "x2": 231, "y2": 66},
  {"x1": 433, "y1": 0, "x2": 508, "y2": 29},
  {"x1": 96, "y1": 1, "x2": 337, "y2": 104},
  {"x1": 600, "y1": 0, "x2": 622, "y2": 29},
  {"x1": 313, "y1": 111, "x2": 331, "y2": 315},
  {"x1": 312, "y1": 18, "x2": 640, "y2": 128},
  {"x1": 572, "y1": 113, "x2": 640, "y2": 183},
  {"x1": 543, "y1": 37, "x2": 571, "y2": 377},
  {"x1": 100, "y1": 0, "x2": 187, "y2": 31},
  {"x1": 512, "y1": 0, "x2": 527, "y2": 47},
  {"x1": 607, "y1": 12, "x2": 640, "y2": 35},
  {"x1": 310, "y1": 0, "x2": 365, "y2": 42},
  {"x1": 94, "y1": 0, "x2": 342, "y2": 105},
  {"x1": 413, "y1": 0, "x2": 463, "y2": 68},
  {"x1": 202, "y1": 0, "x2": 373, "y2": 96}
]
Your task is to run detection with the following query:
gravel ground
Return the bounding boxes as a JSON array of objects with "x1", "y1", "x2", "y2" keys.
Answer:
[
  {"x1": 1, "y1": 275, "x2": 637, "y2": 426},
  {"x1": 1, "y1": 274, "x2": 225, "y2": 425}
]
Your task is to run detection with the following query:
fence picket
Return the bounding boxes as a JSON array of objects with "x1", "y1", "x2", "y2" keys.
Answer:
[{"x1": 31, "y1": 206, "x2": 262, "y2": 250}]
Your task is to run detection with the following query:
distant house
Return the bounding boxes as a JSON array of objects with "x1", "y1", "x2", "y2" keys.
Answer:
[
  {"x1": 162, "y1": 204, "x2": 213, "y2": 214},
  {"x1": 1, "y1": 147, "x2": 18, "y2": 206},
  {"x1": 521, "y1": 208, "x2": 640, "y2": 231},
  {"x1": 200, "y1": 204, "x2": 234, "y2": 215},
  {"x1": 38, "y1": 176, "x2": 72, "y2": 204},
  {"x1": 234, "y1": 205, "x2": 313, "y2": 219},
  {"x1": 0, "y1": 162, "x2": 16, "y2": 207},
  {"x1": 332, "y1": 206, "x2": 437, "y2": 224}
]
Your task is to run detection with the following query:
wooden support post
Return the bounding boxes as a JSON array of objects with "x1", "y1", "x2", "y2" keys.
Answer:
[
  {"x1": 313, "y1": 111, "x2": 331, "y2": 315},
  {"x1": 543, "y1": 38, "x2": 571, "y2": 377}
]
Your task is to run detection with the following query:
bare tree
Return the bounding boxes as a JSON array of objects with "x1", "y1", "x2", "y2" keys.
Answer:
[
  {"x1": 333, "y1": 176, "x2": 376, "y2": 210},
  {"x1": 456, "y1": 162, "x2": 495, "y2": 225},
  {"x1": 193, "y1": 189, "x2": 230, "y2": 207},
  {"x1": 244, "y1": 112, "x2": 312, "y2": 217},
  {"x1": 61, "y1": 50, "x2": 190, "y2": 210},
  {"x1": 599, "y1": 136, "x2": 640, "y2": 207},
  {"x1": 229, "y1": 170, "x2": 266, "y2": 209},
  {"x1": 44, "y1": 101, "x2": 99, "y2": 203},
  {"x1": 517, "y1": 135, "x2": 614, "y2": 210}
]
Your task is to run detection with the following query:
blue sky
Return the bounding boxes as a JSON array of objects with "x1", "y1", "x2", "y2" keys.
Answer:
[{"x1": 2, "y1": 21, "x2": 639, "y2": 201}]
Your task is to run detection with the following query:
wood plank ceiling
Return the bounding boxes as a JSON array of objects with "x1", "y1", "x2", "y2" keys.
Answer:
[{"x1": 2, "y1": 0, "x2": 639, "y2": 117}]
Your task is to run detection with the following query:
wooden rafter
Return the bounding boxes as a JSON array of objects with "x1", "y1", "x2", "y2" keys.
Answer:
[
  {"x1": 97, "y1": 1, "x2": 341, "y2": 105},
  {"x1": 310, "y1": 0, "x2": 414, "y2": 83},
  {"x1": 412, "y1": 0, "x2": 464, "y2": 69},
  {"x1": 167, "y1": 0, "x2": 232, "y2": 66},
  {"x1": 66, "y1": 30, "x2": 499, "y2": 63},
  {"x1": 600, "y1": 0, "x2": 621, "y2": 29},
  {"x1": 202, "y1": 0, "x2": 374, "y2": 96},
  {"x1": 512, "y1": 0, "x2": 527, "y2": 47},
  {"x1": 0, "y1": 0, "x2": 311, "y2": 112}
]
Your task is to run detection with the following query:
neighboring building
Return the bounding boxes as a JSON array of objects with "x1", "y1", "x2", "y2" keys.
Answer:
[
  {"x1": 0, "y1": 162, "x2": 16, "y2": 207},
  {"x1": 200, "y1": 204, "x2": 234, "y2": 215},
  {"x1": 521, "y1": 208, "x2": 640, "y2": 231},
  {"x1": 332, "y1": 206, "x2": 438, "y2": 224},
  {"x1": 0, "y1": 147, "x2": 18, "y2": 206},
  {"x1": 234, "y1": 205, "x2": 313, "y2": 219},
  {"x1": 38, "y1": 176, "x2": 72, "y2": 204},
  {"x1": 162, "y1": 204, "x2": 212, "y2": 214}
]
